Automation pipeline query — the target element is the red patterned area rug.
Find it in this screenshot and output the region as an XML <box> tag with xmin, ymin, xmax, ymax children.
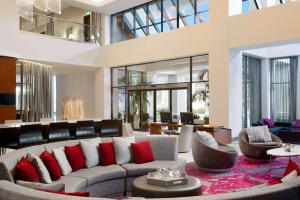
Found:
<box><xmin>185</xmin><ymin>155</ymin><xmax>300</xmax><ymax>195</ymax></box>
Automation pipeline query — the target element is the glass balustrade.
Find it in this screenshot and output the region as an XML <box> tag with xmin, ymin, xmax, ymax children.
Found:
<box><xmin>20</xmin><ymin>13</ymin><xmax>101</xmax><ymax>45</ymax></box>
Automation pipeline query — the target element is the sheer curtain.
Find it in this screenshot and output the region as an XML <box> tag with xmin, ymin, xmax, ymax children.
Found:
<box><xmin>270</xmin><ymin>57</ymin><xmax>298</xmax><ymax>122</ymax></box>
<box><xmin>19</xmin><ymin>61</ymin><xmax>52</xmax><ymax>122</ymax></box>
<box><xmin>242</xmin><ymin>55</ymin><xmax>262</xmax><ymax>128</ymax></box>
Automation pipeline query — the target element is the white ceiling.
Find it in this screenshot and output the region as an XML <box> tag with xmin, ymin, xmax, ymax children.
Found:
<box><xmin>63</xmin><ymin>0</ymin><xmax>152</xmax><ymax>14</ymax></box>
<box><xmin>244</xmin><ymin>41</ymin><xmax>300</xmax><ymax>59</ymax></box>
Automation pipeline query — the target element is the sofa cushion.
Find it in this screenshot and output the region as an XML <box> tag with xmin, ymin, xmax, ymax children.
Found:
<box><xmin>121</xmin><ymin>159</ymin><xmax>186</xmax><ymax>177</ymax></box>
<box><xmin>80</xmin><ymin>138</ymin><xmax>101</xmax><ymax>168</ymax></box>
<box><xmin>246</xmin><ymin>126</ymin><xmax>266</xmax><ymax>143</ymax></box>
<box><xmin>293</xmin><ymin>120</ymin><xmax>300</xmax><ymax>128</ymax></box>
<box><xmin>113</xmin><ymin>136</ymin><xmax>135</xmax><ymax>164</ymax></box>
<box><xmin>40</xmin><ymin>151</ymin><xmax>62</xmax><ymax>181</ymax></box>
<box><xmin>15</xmin><ymin>157</ymin><xmax>40</xmax><ymax>183</ymax></box>
<box><xmin>43</xmin><ymin>190</ymin><xmax>90</xmax><ymax>197</ymax></box>
<box><xmin>68</xmin><ymin>165</ymin><xmax>126</xmax><ymax>186</ymax></box>
<box><xmin>27</xmin><ymin>153</ymin><xmax>52</xmax><ymax>184</ymax></box>
<box><xmin>131</xmin><ymin>140</ymin><xmax>154</xmax><ymax>164</ymax></box>
<box><xmin>263</xmin><ymin>118</ymin><xmax>275</xmax><ymax>128</ymax></box>
<box><xmin>52</xmin><ymin>147</ymin><xmax>72</xmax><ymax>176</ymax></box>
<box><xmin>64</xmin><ymin>145</ymin><xmax>86</xmax><ymax>172</ymax></box>
<box><xmin>99</xmin><ymin>142</ymin><xmax>116</xmax><ymax>166</ymax></box>
<box><xmin>195</xmin><ymin>131</ymin><xmax>219</xmax><ymax>150</ymax></box>
<box><xmin>16</xmin><ymin>180</ymin><xmax>65</xmax><ymax>192</ymax></box>
<box><xmin>53</xmin><ymin>176</ymin><xmax>87</xmax><ymax>192</ymax></box>
<box><xmin>284</xmin><ymin>159</ymin><xmax>300</xmax><ymax>176</ymax></box>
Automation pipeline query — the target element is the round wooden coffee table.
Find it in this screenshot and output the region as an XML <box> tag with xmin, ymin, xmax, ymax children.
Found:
<box><xmin>132</xmin><ymin>175</ymin><xmax>202</xmax><ymax>198</ymax></box>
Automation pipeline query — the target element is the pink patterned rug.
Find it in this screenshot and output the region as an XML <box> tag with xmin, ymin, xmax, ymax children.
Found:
<box><xmin>185</xmin><ymin>155</ymin><xmax>300</xmax><ymax>195</ymax></box>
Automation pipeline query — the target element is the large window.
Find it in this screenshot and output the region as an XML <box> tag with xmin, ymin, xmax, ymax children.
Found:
<box><xmin>111</xmin><ymin>55</ymin><xmax>209</xmax><ymax>130</ymax></box>
<box><xmin>242</xmin><ymin>0</ymin><xmax>288</xmax><ymax>13</ymax></box>
<box><xmin>111</xmin><ymin>0</ymin><xmax>209</xmax><ymax>43</ymax></box>
<box><xmin>270</xmin><ymin>57</ymin><xmax>298</xmax><ymax>122</ymax></box>
<box><xmin>242</xmin><ymin>55</ymin><xmax>262</xmax><ymax>128</ymax></box>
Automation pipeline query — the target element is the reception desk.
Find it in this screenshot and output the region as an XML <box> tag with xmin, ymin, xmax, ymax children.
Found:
<box><xmin>149</xmin><ymin>122</ymin><xmax>232</xmax><ymax>144</ymax></box>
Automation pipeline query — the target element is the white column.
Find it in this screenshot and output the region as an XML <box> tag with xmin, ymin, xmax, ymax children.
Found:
<box><xmin>100</xmin><ymin>14</ymin><xmax>111</xmax><ymax>46</ymax></box>
<box><xmin>208</xmin><ymin>0</ymin><xmax>230</xmax><ymax>129</ymax></box>
<box><xmin>95</xmin><ymin>67</ymin><xmax>111</xmax><ymax>119</ymax></box>
<box><xmin>229</xmin><ymin>50</ymin><xmax>243</xmax><ymax>137</ymax></box>
<box><xmin>261</xmin><ymin>58</ymin><xmax>270</xmax><ymax>118</ymax></box>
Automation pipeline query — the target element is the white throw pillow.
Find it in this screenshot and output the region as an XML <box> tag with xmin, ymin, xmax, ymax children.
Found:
<box><xmin>195</xmin><ymin>131</ymin><xmax>219</xmax><ymax>150</ymax></box>
<box><xmin>113</xmin><ymin>136</ymin><xmax>135</xmax><ymax>164</ymax></box>
<box><xmin>246</xmin><ymin>126</ymin><xmax>265</xmax><ymax>143</ymax></box>
<box><xmin>16</xmin><ymin>180</ymin><xmax>65</xmax><ymax>192</ymax></box>
<box><xmin>27</xmin><ymin>152</ymin><xmax>52</xmax><ymax>184</ymax></box>
<box><xmin>80</xmin><ymin>137</ymin><xmax>101</xmax><ymax>168</ymax></box>
<box><xmin>262</xmin><ymin>125</ymin><xmax>272</xmax><ymax>142</ymax></box>
<box><xmin>52</xmin><ymin>147</ymin><xmax>72</xmax><ymax>175</ymax></box>
<box><xmin>281</xmin><ymin>170</ymin><xmax>298</xmax><ymax>182</ymax></box>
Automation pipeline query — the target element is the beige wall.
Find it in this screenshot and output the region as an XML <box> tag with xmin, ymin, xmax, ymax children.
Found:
<box><xmin>96</xmin><ymin>0</ymin><xmax>300</xmax><ymax>137</ymax></box>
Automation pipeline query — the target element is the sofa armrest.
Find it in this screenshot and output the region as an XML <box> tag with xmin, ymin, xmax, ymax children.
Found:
<box><xmin>135</xmin><ymin>135</ymin><xmax>178</xmax><ymax>161</ymax></box>
<box><xmin>274</xmin><ymin>122</ymin><xmax>291</xmax><ymax>127</ymax></box>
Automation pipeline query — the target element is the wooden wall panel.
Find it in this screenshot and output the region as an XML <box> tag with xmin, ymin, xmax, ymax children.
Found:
<box><xmin>0</xmin><ymin>56</ymin><xmax>16</xmax><ymax>122</ymax></box>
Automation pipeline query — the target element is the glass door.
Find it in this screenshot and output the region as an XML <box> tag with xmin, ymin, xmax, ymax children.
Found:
<box><xmin>128</xmin><ymin>88</ymin><xmax>188</xmax><ymax>131</ymax></box>
<box><xmin>141</xmin><ymin>91</ymin><xmax>154</xmax><ymax>131</ymax></box>
<box><xmin>171</xmin><ymin>89</ymin><xmax>188</xmax><ymax>123</ymax></box>
<box><xmin>156</xmin><ymin>90</ymin><xmax>171</xmax><ymax>122</ymax></box>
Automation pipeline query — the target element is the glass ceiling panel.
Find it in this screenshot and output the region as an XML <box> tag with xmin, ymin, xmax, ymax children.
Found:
<box><xmin>195</xmin><ymin>0</ymin><xmax>209</xmax><ymax>23</ymax></box>
<box><xmin>124</xmin><ymin>11</ymin><xmax>134</xmax><ymax>31</ymax></box>
<box><xmin>149</xmin><ymin>1</ymin><xmax>162</xmax><ymax>33</ymax></box>
<box><xmin>162</xmin><ymin>0</ymin><xmax>177</xmax><ymax>30</ymax></box>
<box><xmin>136</xmin><ymin>7</ymin><xmax>147</xmax><ymax>29</ymax></box>
<box><xmin>179</xmin><ymin>0</ymin><xmax>195</xmax><ymax>26</ymax></box>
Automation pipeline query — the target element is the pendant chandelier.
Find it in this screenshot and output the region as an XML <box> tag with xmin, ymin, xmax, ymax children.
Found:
<box><xmin>17</xmin><ymin>0</ymin><xmax>61</xmax><ymax>21</ymax></box>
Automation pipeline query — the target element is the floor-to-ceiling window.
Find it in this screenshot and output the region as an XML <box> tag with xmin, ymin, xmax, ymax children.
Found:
<box><xmin>111</xmin><ymin>55</ymin><xmax>209</xmax><ymax>131</ymax></box>
<box><xmin>111</xmin><ymin>0</ymin><xmax>209</xmax><ymax>43</ymax></box>
<box><xmin>242</xmin><ymin>55</ymin><xmax>262</xmax><ymax>128</ymax></box>
<box><xmin>270</xmin><ymin>57</ymin><xmax>298</xmax><ymax>122</ymax></box>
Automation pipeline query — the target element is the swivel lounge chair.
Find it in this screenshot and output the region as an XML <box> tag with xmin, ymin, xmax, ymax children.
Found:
<box><xmin>239</xmin><ymin>129</ymin><xmax>282</xmax><ymax>161</ymax></box>
<box><xmin>192</xmin><ymin>133</ymin><xmax>238</xmax><ymax>172</ymax></box>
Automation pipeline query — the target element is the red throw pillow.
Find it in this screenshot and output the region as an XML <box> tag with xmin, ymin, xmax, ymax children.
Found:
<box><xmin>64</xmin><ymin>144</ymin><xmax>86</xmax><ymax>171</ymax></box>
<box><xmin>15</xmin><ymin>157</ymin><xmax>40</xmax><ymax>182</ymax></box>
<box><xmin>99</xmin><ymin>142</ymin><xmax>116</xmax><ymax>166</ymax></box>
<box><xmin>267</xmin><ymin>177</ymin><xmax>281</xmax><ymax>185</ymax></box>
<box><xmin>131</xmin><ymin>140</ymin><xmax>154</xmax><ymax>164</ymax></box>
<box><xmin>40</xmin><ymin>151</ymin><xmax>62</xmax><ymax>181</ymax></box>
<box><xmin>283</xmin><ymin>159</ymin><xmax>300</xmax><ymax>176</ymax></box>
<box><xmin>43</xmin><ymin>190</ymin><xmax>89</xmax><ymax>197</ymax></box>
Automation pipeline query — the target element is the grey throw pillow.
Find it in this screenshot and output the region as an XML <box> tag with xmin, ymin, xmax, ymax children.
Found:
<box><xmin>246</xmin><ymin>126</ymin><xmax>267</xmax><ymax>143</ymax></box>
<box><xmin>195</xmin><ymin>131</ymin><xmax>219</xmax><ymax>150</ymax></box>
<box><xmin>80</xmin><ymin>137</ymin><xmax>101</xmax><ymax>168</ymax></box>
<box><xmin>27</xmin><ymin>153</ymin><xmax>52</xmax><ymax>184</ymax></box>
<box><xmin>16</xmin><ymin>180</ymin><xmax>65</xmax><ymax>192</ymax></box>
<box><xmin>113</xmin><ymin>136</ymin><xmax>135</xmax><ymax>164</ymax></box>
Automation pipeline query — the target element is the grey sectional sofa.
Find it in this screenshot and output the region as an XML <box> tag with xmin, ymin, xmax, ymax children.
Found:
<box><xmin>0</xmin><ymin>136</ymin><xmax>185</xmax><ymax>197</ymax></box>
<box><xmin>0</xmin><ymin>135</ymin><xmax>300</xmax><ymax>200</ymax></box>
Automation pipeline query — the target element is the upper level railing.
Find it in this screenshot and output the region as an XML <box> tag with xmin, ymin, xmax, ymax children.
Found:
<box><xmin>20</xmin><ymin>13</ymin><xmax>101</xmax><ymax>45</ymax></box>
